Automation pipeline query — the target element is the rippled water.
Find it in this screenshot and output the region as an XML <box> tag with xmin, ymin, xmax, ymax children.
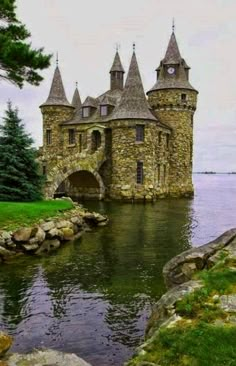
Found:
<box><xmin>0</xmin><ymin>174</ymin><xmax>236</xmax><ymax>366</ymax></box>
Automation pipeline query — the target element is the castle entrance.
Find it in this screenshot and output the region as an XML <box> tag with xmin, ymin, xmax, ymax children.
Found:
<box><xmin>54</xmin><ymin>170</ymin><xmax>104</xmax><ymax>200</ymax></box>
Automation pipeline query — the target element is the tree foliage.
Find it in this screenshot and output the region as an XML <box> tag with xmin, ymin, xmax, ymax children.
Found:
<box><xmin>0</xmin><ymin>102</ymin><xmax>44</xmax><ymax>201</ymax></box>
<box><xmin>0</xmin><ymin>0</ymin><xmax>51</xmax><ymax>88</ymax></box>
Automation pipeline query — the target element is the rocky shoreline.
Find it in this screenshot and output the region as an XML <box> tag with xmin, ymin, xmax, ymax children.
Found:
<box><xmin>126</xmin><ymin>228</ymin><xmax>236</xmax><ymax>365</ymax></box>
<box><xmin>0</xmin><ymin>199</ymin><xmax>108</xmax><ymax>263</ymax></box>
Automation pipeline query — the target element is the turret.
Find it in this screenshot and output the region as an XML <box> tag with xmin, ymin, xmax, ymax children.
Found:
<box><xmin>109</xmin><ymin>47</ymin><xmax>158</xmax><ymax>200</ymax></box>
<box><xmin>109</xmin><ymin>50</ymin><xmax>125</xmax><ymax>90</ymax></box>
<box><xmin>147</xmin><ymin>28</ymin><xmax>198</xmax><ymax>197</ymax></box>
<box><xmin>40</xmin><ymin>63</ymin><xmax>74</xmax><ymax>153</ymax></box>
<box><xmin>71</xmin><ymin>82</ymin><xmax>81</xmax><ymax>112</ymax></box>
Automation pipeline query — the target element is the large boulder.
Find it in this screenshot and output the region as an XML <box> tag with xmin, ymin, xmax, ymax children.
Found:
<box><xmin>6</xmin><ymin>349</ymin><xmax>92</xmax><ymax>366</ymax></box>
<box><xmin>31</xmin><ymin>227</ymin><xmax>46</xmax><ymax>244</ymax></box>
<box><xmin>56</xmin><ymin>220</ymin><xmax>74</xmax><ymax>229</ymax></box>
<box><xmin>0</xmin><ymin>332</ymin><xmax>13</xmax><ymax>357</ymax></box>
<box><xmin>12</xmin><ymin>227</ymin><xmax>32</xmax><ymax>242</ymax></box>
<box><xmin>163</xmin><ymin>228</ymin><xmax>236</xmax><ymax>288</ymax></box>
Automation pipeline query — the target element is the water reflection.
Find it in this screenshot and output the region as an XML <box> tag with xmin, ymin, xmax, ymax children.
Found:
<box><xmin>0</xmin><ymin>197</ymin><xmax>194</xmax><ymax>366</ymax></box>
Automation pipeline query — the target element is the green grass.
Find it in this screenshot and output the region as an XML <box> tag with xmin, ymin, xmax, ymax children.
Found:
<box><xmin>0</xmin><ymin>200</ymin><xmax>74</xmax><ymax>231</ymax></box>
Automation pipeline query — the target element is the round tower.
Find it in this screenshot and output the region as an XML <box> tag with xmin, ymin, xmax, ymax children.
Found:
<box><xmin>147</xmin><ymin>30</ymin><xmax>198</xmax><ymax>197</ymax></box>
<box><xmin>40</xmin><ymin>64</ymin><xmax>74</xmax><ymax>156</ymax></box>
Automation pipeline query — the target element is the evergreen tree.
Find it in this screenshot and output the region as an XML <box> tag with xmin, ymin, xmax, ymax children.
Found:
<box><xmin>0</xmin><ymin>102</ymin><xmax>44</xmax><ymax>201</ymax></box>
<box><xmin>0</xmin><ymin>0</ymin><xmax>51</xmax><ymax>88</ymax></box>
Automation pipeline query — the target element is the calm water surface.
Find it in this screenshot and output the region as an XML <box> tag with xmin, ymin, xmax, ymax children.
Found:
<box><xmin>0</xmin><ymin>174</ymin><xmax>236</xmax><ymax>366</ymax></box>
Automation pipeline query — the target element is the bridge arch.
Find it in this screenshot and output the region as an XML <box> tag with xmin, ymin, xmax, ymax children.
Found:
<box><xmin>45</xmin><ymin>166</ymin><xmax>105</xmax><ymax>200</ymax></box>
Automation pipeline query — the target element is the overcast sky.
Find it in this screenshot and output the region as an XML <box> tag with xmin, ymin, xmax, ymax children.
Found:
<box><xmin>1</xmin><ymin>0</ymin><xmax>236</xmax><ymax>172</ymax></box>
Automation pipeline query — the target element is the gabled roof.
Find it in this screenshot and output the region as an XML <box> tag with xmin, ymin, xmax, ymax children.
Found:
<box><xmin>163</xmin><ymin>32</ymin><xmax>181</xmax><ymax>64</ymax></box>
<box><xmin>110</xmin><ymin>51</ymin><xmax>157</xmax><ymax>121</ymax></box>
<box><xmin>40</xmin><ymin>66</ymin><xmax>72</xmax><ymax>107</ymax></box>
<box><xmin>110</xmin><ymin>51</ymin><xmax>125</xmax><ymax>73</ymax></box>
<box><xmin>99</xmin><ymin>94</ymin><xmax>116</xmax><ymax>106</ymax></box>
<box><xmin>72</xmin><ymin>87</ymin><xmax>81</xmax><ymax>110</ymax></box>
<box><xmin>82</xmin><ymin>96</ymin><xmax>98</xmax><ymax>108</ymax></box>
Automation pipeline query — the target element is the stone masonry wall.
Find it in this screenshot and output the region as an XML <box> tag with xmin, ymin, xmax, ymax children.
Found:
<box><xmin>148</xmin><ymin>89</ymin><xmax>198</xmax><ymax>197</ymax></box>
<box><xmin>110</xmin><ymin>120</ymin><xmax>170</xmax><ymax>200</ymax></box>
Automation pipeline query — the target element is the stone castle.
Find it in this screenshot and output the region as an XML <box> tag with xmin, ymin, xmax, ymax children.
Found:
<box><xmin>39</xmin><ymin>29</ymin><xmax>198</xmax><ymax>201</ymax></box>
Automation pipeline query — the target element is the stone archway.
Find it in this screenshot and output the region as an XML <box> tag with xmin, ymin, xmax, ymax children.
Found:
<box><xmin>45</xmin><ymin>167</ymin><xmax>105</xmax><ymax>200</ymax></box>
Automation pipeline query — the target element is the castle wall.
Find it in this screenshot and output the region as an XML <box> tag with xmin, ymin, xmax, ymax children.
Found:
<box><xmin>148</xmin><ymin>89</ymin><xmax>197</xmax><ymax>197</ymax></box>
<box><xmin>109</xmin><ymin>120</ymin><xmax>170</xmax><ymax>201</ymax></box>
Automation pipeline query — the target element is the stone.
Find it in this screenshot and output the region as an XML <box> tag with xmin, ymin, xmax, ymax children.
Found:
<box><xmin>32</xmin><ymin>227</ymin><xmax>46</xmax><ymax>243</ymax></box>
<box><xmin>40</xmin><ymin>221</ymin><xmax>55</xmax><ymax>232</ymax></box>
<box><xmin>146</xmin><ymin>280</ymin><xmax>202</xmax><ymax>337</ymax></box>
<box><xmin>6</xmin><ymin>349</ymin><xmax>91</xmax><ymax>366</ymax></box>
<box><xmin>0</xmin><ymin>246</ymin><xmax>15</xmax><ymax>260</ymax></box>
<box><xmin>36</xmin><ymin>239</ymin><xmax>60</xmax><ymax>255</ymax></box>
<box><xmin>61</xmin><ymin>227</ymin><xmax>74</xmax><ymax>240</ymax></box>
<box><xmin>47</xmin><ymin>227</ymin><xmax>61</xmax><ymax>239</ymax></box>
<box><xmin>12</xmin><ymin>227</ymin><xmax>32</xmax><ymax>242</ymax></box>
<box><xmin>219</xmin><ymin>295</ymin><xmax>236</xmax><ymax>312</ymax></box>
<box><xmin>22</xmin><ymin>243</ymin><xmax>39</xmax><ymax>252</ymax></box>
<box><xmin>0</xmin><ymin>332</ymin><xmax>13</xmax><ymax>357</ymax></box>
<box><xmin>163</xmin><ymin>228</ymin><xmax>236</xmax><ymax>288</ymax></box>
<box><xmin>70</xmin><ymin>216</ymin><xmax>83</xmax><ymax>226</ymax></box>
<box><xmin>56</xmin><ymin>220</ymin><xmax>73</xmax><ymax>229</ymax></box>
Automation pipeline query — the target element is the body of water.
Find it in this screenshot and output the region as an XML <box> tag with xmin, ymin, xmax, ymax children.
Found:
<box><xmin>0</xmin><ymin>174</ymin><xmax>235</xmax><ymax>365</ymax></box>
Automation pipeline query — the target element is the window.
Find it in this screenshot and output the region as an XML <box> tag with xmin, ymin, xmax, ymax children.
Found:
<box><xmin>158</xmin><ymin>131</ymin><xmax>162</xmax><ymax>145</ymax></box>
<box><xmin>136</xmin><ymin>125</ymin><xmax>144</xmax><ymax>142</ymax></box>
<box><xmin>166</xmin><ymin>134</ymin><xmax>170</xmax><ymax>149</ymax></box>
<box><xmin>163</xmin><ymin>165</ymin><xmax>166</xmax><ymax>183</ymax></box>
<box><xmin>82</xmin><ymin>107</ymin><xmax>90</xmax><ymax>118</ymax></box>
<box><xmin>68</xmin><ymin>129</ymin><xmax>75</xmax><ymax>145</ymax></box>
<box><xmin>100</xmin><ymin>105</ymin><xmax>108</xmax><ymax>116</ymax></box>
<box><xmin>181</xmin><ymin>93</ymin><xmax>187</xmax><ymax>102</ymax></box>
<box><xmin>157</xmin><ymin>164</ymin><xmax>161</xmax><ymax>183</ymax></box>
<box><xmin>79</xmin><ymin>134</ymin><xmax>82</xmax><ymax>153</ymax></box>
<box><xmin>137</xmin><ymin>161</ymin><xmax>144</xmax><ymax>184</ymax></box>
<box><xmin>42</xmin><ymin>165</ymin><xmax>47</xmax><ymax>175</ymax></box>
<box><xmin>46</xmin><ymin>129</ymin><xmax>52</xmax><ymax>145</ymax></box>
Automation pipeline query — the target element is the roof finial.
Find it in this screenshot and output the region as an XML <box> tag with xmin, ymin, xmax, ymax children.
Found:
<box><xmin>75</xmin><ymin>81</ymin><xmax>78</xmax><ymax>88</ymax></box>
<box><xmin>116</xmin><ymin>43</ymin><xmax>120</xmax><ymax>52</ymax></box>
<box><xmin>172</xmin><ymin>18</ymin><xmax>175</xmax><ymax>33</ymax></box>
<box><xmin>133</xmin><ymin>42</ymin><xmax>136</xmax><ymax>52</ymax></box>
<box><xmin>56</xmin><ymin>52</ymin><xmax>59</xmax><ymax>66</ymax></box>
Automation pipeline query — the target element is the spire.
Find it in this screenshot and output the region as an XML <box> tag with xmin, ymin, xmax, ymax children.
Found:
<box><xmin>72</xmin><ymin>82</ymin><xmax>81</xmax><ymax>111</ymax></box>
<box><xmin>111</xmin><ymin>50</ymin><xmax>157</xmax><ymax>121</ymax></box>
<box><xmin>147</xmin><ymin>29</ymin><xmax>197</xmax><ymax>94</ymax></box>
<box><xmin>164</xmin><ymin>31</ymin><xmax>181</xmax><ymax>64</ymax></box>
<box><xmin>110</xmin><ymin>50</ymin><xmax>125</xmax><ymax>73</ymax></box>
<box><xmin>41</xmin><ymin>66</ymin><xmax>72</xmax><ymax>107</ymax></box>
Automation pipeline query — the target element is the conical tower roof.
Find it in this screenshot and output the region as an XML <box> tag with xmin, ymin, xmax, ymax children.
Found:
<box><xmin>72</xmin><ymin>85</ymin><xmax>81</xmax><ymax>110</ymax></box>
<box><xmin>41</xmin><ymin>66</ymin><xmax>72</xmax><ymax>107</ymax></box>
<box><xmin>163</xmin><ymin>31</ymin><xmax>181</xmax><ymax>64</ymax></box>
<box><xmin>111</xmin><ymin>51</ymin><xmax>157</xmax><ymax>121</ymax></box>
<box><xmin>147</xmin><ymin>31</ymin><xmax>197</xmax><ymax>93</ymax></box>
<box><xmin>110</xmin><ymin>51</ymin><xmax>125</xmax><ymax>73</ymax></box>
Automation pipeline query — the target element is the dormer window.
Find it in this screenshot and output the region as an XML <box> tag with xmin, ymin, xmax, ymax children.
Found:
<box><xmin>82</xmin><ymin>107</ymin><xmax>90</xmax><ymax>118</ymax></box>
<box><xmin>100</xmin><ymin>105</ymin><xmax>108</xmax><ymax>116</ymax></box>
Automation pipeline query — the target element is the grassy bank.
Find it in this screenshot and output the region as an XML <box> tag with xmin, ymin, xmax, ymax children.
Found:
<box><xmin>127</xmin><ymin>252</ymin><xmax>236</xmax><ymax>366</ymax></box>
<box><xmin>0</xmin><ymin>200</ymin><xmax>74</xmax><ymax>231</ymax></box>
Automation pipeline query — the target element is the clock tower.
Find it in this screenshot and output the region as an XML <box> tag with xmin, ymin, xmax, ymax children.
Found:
<box><xmin>147</xmin><ymin>29</ymin><xmax>198</xmax><ymax>197</ymax></box>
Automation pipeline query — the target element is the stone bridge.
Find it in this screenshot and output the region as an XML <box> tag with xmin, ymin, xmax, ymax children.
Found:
<box><xmin>44</xmin><ymin>145</ymin><xmax>107</xmax><ymax>200</ymax></box>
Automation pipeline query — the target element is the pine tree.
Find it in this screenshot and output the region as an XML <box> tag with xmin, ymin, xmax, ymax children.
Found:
<box><xmin>0</xmin><ymin>0</ymin><xmax>51</xmax><ymax>88</ymax></box>
<box><xmin>0</xmin><ymin>102</ymin><xmax>44</xmax><ymax>201</ymax></box>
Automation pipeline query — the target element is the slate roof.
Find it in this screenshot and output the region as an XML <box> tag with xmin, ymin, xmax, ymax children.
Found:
<box><xmin>82</xmin><ymin>96</ymin><xmax>98</xmax><ymax>108</ymax></box>
<box><xmin>163</xmin><ymin>32</ymin><xmax>181</xmax><ymax>64</ymax></box>
<box><xmin>72</xmin><ymin>87</ymin><xmax>81</xmax><ymax>111</ymax></box>
<box><xmin>40</xmin><ymin>66</ymin><xmax>72</xmax><ymax>107</ymax></box>
<box><xmin>110</xmin><ymin>51</ymin><xmax>125</xmax><ymax>73</ymax></box>
<box><xmin>110</xmin><ymin>52</ymin><xmax>157</xmax><ymax>121</ymax></box>
<box><xmin>148</xmin><ymin>32</ymin><xmax>197</xmax><ymax>93</ymax></box>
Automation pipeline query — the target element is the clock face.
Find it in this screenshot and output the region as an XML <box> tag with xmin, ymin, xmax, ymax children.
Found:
<box><xmin>167</xmin><ymin>67</ymin><xmax>175</xmax><ymax>75</ymax></box>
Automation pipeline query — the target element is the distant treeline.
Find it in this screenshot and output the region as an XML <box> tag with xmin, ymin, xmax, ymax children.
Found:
<box><xmin>193</xmin><ymin>172</ymin><xmax>236</xmax><ymax>174</ymax></box>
